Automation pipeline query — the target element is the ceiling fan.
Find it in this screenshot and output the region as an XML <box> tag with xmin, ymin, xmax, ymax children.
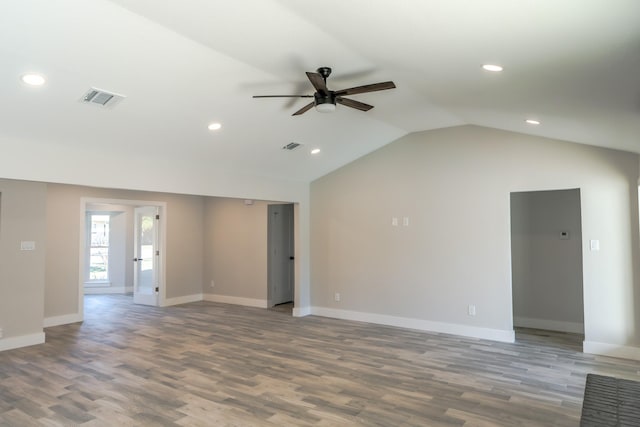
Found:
<box><xmin>253</xmin><ymin>67</ymin><xmax>396</xmax><ymax>116</ymax></box>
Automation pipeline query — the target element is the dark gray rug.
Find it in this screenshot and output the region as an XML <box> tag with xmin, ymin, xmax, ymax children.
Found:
<box><xmin>581</xmin><ymin>373</ymin><xmax>640</xmax><ymax>426</ymax></box>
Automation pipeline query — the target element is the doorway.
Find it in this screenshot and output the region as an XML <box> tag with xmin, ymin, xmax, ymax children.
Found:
<box><xmin>79</xmin><ymin>198</ymin><xmax>166</xmax><ymax>319</ymax></box>
<box><xmin>510</xmin><ymin>189</ymin><xmax>584</xmax><ymax>334</ymax></box>
<box><xmin>267</xmin><ymin>203</ymin><xmax>294</xmax><ymax>308</ymax></box>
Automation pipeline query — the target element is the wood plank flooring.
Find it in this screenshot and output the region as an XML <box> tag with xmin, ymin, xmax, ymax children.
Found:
<box><xmin>1</xmin><ymin>295</ymin><xmax>640</xmax><ymax>426</ymax></box>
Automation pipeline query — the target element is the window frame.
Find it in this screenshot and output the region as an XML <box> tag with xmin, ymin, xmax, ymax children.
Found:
<box><xmin>84</xmin><ymin>212</ymin><xmax>111</xmax><ymax>285</ymax></box>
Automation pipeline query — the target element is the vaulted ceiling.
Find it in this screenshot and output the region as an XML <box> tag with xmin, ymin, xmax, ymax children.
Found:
<box><xmin>2</xmin><ymin>1</ymin><xmax>639</xmax><ymax>186</ymax></box>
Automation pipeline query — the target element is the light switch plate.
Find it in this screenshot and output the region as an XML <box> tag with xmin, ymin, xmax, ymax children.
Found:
<box><xmin>468</xmin><ymin>304</ymin><xmax>476</xmax><ymax>316</ymax></box>
<box><xmin>20</xmin><ymin>241</ymin><xmax>36</xmax><ymax>251</ymax></box>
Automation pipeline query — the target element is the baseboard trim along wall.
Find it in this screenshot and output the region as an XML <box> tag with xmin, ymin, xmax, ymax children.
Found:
<box><xmin>44</xmin><ymin>313</ymin><xmax>83</xmax><ymax>328</ymax></box>
<box><xmin>293</xmin><ymin>306</ymin><xmax>311</xmax><ymax>317</ymax></box>
<box><xmin>163</xmin><ymin>294</ymin><xmax>204</xmax><ymax>307</ymax></box>
<box><xmin>311</xmin><ymin>307</ymin><xmax>516</xmax><ymax>343</ymax></box>
<box><xmin>0</xmin><ymin>332</ymin><xmax>46</xmax><ymax>352</ymax></box>
<box><xmin>514</xmin><ymin>316</ymin><xmax>584</xmax><ymax>334</ymax></box>
<box><xmin>84</xmin><ymin>285</ymin><xmax>133</xmax><ymax>295</ymax></box>
<box><xmin>203</xmin><ymin>294</ymin><xmax>267</xmax><ymax>308</ymax></box>
<box><xmin>583</xmin><ymin>341</ymin><xmax>640</xmax><ymax>361</ymax></box>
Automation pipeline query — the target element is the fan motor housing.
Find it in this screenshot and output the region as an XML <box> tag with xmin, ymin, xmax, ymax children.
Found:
<box><xmin>314</xmin><ymin>92</ymin><xmax>335</xmax><ymax>106</ymax></box>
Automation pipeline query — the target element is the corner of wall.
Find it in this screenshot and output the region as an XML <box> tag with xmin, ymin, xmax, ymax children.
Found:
<box><xmin>293</xmin><ymin>306</ymin><xmax>312</xmax><ymax>317</ymax></box>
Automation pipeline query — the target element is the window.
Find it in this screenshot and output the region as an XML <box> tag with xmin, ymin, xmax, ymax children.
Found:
<box><xmin>87</xmin><ymin>214</ymin><xmax>110</xmax><ymax>282</ymax></box>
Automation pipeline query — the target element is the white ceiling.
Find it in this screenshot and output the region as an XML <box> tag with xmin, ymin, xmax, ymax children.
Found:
<box><xmin>1</xmin><ymin>0</ymin><xmax>639</xmax><ymax>185</ymax></box>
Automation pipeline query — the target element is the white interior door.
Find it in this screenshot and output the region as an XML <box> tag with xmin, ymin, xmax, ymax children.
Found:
<box><xmin>133</xmin><ymin>206</ymin><xmax>159</xmax><ymax>306</ymax></box>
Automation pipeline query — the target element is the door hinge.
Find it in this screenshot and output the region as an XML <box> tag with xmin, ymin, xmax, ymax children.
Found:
<box><xmin>155</xmin><ymin>287</ymin><xmax>159</xmax><ymax>293</ymax></box>
<box><xmin>156</xmin><ymin>250</ymin><xmax>159</xmax><ymax>256</ymax></box>
<box><xmin>155</xmin><ymin>214</ymin><xmax>160</xmax><ymax>220</ymax></box>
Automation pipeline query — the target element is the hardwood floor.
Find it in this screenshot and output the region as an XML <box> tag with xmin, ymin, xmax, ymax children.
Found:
<box><xmin>1</xmin><ymin>295</ymin><xmax>640</xmax><ymax>426</ymax></box>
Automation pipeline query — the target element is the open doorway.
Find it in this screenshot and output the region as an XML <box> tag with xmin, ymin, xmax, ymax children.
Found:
<box><xmin>267</xmin><ymin>203</ymin><xmax>294</xmax><ymax>310</ymax></box>
<box><xmin>510</xmin><ymin>189</ymin><xmax>584</xmax><ymax>338</ymax></box>
<box><xmin>79</xmin><ymin>198</ymin><xmax>166</xmax><ymax>320</ymax></box>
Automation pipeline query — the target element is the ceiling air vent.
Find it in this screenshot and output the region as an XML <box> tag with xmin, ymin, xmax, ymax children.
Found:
<box><xmin>81</xmin><ymin>87</ymin><xmax>126</xmax><ymax>108</ymax></box>
<box><xmin>282</xmin><ymin>142</ymin><xmax>302</xmax><ymax>151</ymax></box>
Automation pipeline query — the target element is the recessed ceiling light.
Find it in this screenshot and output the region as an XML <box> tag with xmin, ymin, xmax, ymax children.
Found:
<box><xmin>482</xmin><ymin>64</ymin><xmax>503</xmax><ymax>72</ymax></box>
<box><xmin>207</xmin><ymin>122</ymin><xmax>222</xmax><ymax>131</ymax></box>
<box><xmin>310</xmin><ymin>148</ymin><xmax>321</xmax><ymax>155</ymax></box>
<box><xmin>525</xmin><ymin>119</ymin><xmax>541</xmax><ymax>125</ymax></box>
<box><xmin>21</xmin><ymin>73</ymin><xmax>46</xmax><ymax>86</ymax></box>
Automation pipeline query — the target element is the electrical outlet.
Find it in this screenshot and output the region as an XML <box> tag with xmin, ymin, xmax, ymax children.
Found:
<box><xmin>468</xmin><ymin>304</ymin><xmax>476</xmax><ymax>316</ymax></box>
<box><xmin>334</xmin><ymin>292</ymin><xmax>341</xmax><ymax>302</ymax></box>
<box><xmin>210</xmin><ymin>280</ymin><xmax>215</xmax><ymax>288</ymax></box>
<box><xmin>0</xmin><ymin>328</ymin><xmax>3</xmax><ymax>338</ymax></box>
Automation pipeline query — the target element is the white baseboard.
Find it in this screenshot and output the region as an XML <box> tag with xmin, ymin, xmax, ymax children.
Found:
<box><xmin>514</xmin><ymin>316</ymin><xmax>584</xmax><ymax>334</ymax></box>
<box><xmin>311</xmin><ymin>307</ymin><xmax>515</xmax><ymax>343</ymax></box>
<box><xmin>44</xmin><ymin>313</ymin><xmax>83</xmax><ymax>327</ymax></box>
<box><xmin>84</xmin><ymin>285</ymin><xmax>133</xmax><ymax>295</ymax></box>
<box><xmin>293</xmin><ymin>306</ymin><xmax>311</xmax><ymax>317</ymax></box>
<box><xmin>0</xmin><ymin>332</ymin><xmax>46</xmax><ymax>352</ymax></box>
<box><xmin>203</xmin><ymin>294</ymin><xmax>267</xmax><ymax>308</ymax></box>
<box><xmin>163</xmin><ymin>293</ymin><xmax>203</xmax><ymax>307</ymax></box>
<box><xmin>583</xmin><ymin>341</ymin><xmax>640</xmax><ymax>361</ymax></box>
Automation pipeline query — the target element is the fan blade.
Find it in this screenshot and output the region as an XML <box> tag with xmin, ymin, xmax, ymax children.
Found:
<box><xmin>292</xmin><ymin>102</ymin><xmax>315</xmax><ymax>116</ymax></box>
<box><xmin>253</xmin><ymin>95</ymin><xmax>314</xmax><ymax>98</ymax></box>
<box><xmin>336</xmin><ymin>97</ymin><xmax>373</xmax><ymax>112</ymax></box>
<box><xmin>306</xmin><ymin>72</ymin><xmax>328</xmax><ymax>95</ymax></box>
<box><xmin>334</xmin><ymin>81</ymin><xmax>396</xmax><ymax>96</ymax></box>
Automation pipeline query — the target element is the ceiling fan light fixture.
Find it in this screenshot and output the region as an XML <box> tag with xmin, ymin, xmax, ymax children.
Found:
<box><xmin>315</xmin><ymin>103</ymin><xmax>336</xmax><ymax>113</ymax></box>
<box><xmin>253</xmin><ymin>66</ymin><xmax>395</xmax><ymax>115</ymax></box>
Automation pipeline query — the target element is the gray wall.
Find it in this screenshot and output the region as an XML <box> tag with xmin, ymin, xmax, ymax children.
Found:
<box><xmin>511</xmin><ymin>189</ymin><xmax>584</xmax><ymax>332</ymax></box>
<box><xmin>45</xmin><ymin>184</ymin><xmax>204</xmax><ymax>317</ymax></box>
<box><xmin>203</xmin><ymin>198</ymin><xmax>269</xmax><ymax>300</ymax></box>
<box><xmin>311</xmin><ymin>125</ymin><xmax>640</xmax><ymax>348</ymax></box>
<box><xmin>3</xmin><ymin>124</ymin><xmax>640</xmax><ymax>357</ymax></box>
<box><xmin>0</xmin><ymin>179</ymin><xmax>47</xmax><ymax>342</ymax></box>
<box><xmin>1</xmin><ymin>180</ymin><xmax>295</xmax><ymax>347</ymax></box>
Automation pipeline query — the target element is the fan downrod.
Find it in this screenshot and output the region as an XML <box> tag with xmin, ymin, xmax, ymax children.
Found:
<box><xmin>317</xmin><ymin>67</ymin><xmax>332</xmax><ymax>81</ymax></box>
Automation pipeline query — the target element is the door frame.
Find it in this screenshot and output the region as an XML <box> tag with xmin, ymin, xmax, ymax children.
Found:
<box><xmin>267</xmin><ymin>203</ymin><xmax>295</xmax><ymax>308</ymax></box>
<box><xmin>508</xmin><ymin>188</ymin><xmax>585</xmax><ymax>336</ymax></box>
<box><xmin>78</xmin><ymin>197</ymin><xmax>167</xmax><ymax>319</ymax></box>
